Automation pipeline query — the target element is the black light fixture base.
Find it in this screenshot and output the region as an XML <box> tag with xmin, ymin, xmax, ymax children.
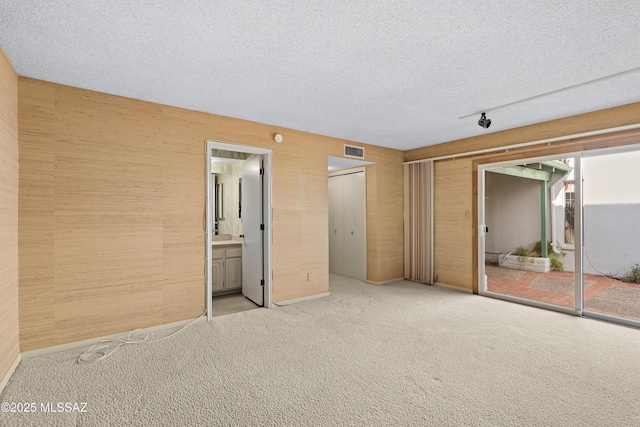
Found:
<box><xmin>478</xmin><ymin>112</ymin><xmax>491</xmax><ymax>129</ymax></box>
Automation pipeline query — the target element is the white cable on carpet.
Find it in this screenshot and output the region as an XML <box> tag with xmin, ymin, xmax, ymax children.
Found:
<box><xmin>77</xmin><ymin>310</ymin><xmax>206</xmax><ymax>364</ymax></box>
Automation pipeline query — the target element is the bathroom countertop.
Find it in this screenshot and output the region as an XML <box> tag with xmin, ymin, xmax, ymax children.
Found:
<box><xmin>211</xmin><ymin>237</ymin><xmax>242</xmax><ymax>247</ymax></box>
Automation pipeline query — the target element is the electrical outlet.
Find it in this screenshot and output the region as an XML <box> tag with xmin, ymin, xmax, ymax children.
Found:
<box><xmin>307</xmin><ymin>272</ymin><xmax>311</xmax><ymax>282</ymax></box>
<box><xmin>382</xmin><ymin>262</ymin><xmax>385</xmax><ymax>269</ymax></box>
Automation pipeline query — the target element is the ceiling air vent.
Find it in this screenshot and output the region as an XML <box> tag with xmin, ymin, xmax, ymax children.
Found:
<box><xmin>343</xmin><ymin>144</ymin><xmax>365</xmax><ymax>159</ymax></box>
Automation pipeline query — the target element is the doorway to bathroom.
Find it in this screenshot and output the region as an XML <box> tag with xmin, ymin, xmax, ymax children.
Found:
<box><xmin>205</xmin><ymin>140</ymin><xmax>273</xmax><ymax>321</ymax></box>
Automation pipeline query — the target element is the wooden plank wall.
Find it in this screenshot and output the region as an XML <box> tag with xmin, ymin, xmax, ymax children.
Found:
<box><xmin>366</xmin><ymin>151</ymin><xmax>405</xmax><ymax>284</ymax></box>
<box><xmin>0</xmin><ymin>50</ymin><xmax>20</xmax><ymax>379</ymax></box>
<box><xmin>406</xmin><ymin>102</ymin><xmax>640</xmax><ymax>294</ymax></box>
<box><xmin>17</xmin><ymin>77</ymin><xmax>405</xmax><ymax>351</ymax></box>
<box><xmin>433</xmin><ymin>159</ymin><xmax>473</xmax><ymax>292</ymax></box>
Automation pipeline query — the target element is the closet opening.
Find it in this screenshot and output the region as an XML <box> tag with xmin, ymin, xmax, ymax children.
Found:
<box><xmin>328</xmin><ymin>156</ymin><xmax>372</xmax><ymax>283</ymax></box>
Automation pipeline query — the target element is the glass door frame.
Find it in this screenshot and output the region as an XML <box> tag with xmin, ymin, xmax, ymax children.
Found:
<box><xmin>479</xmin><ymin>143</ymin><xmax>640</xmax><ymax>329</ymax></box>
<box><xmin>579</xmin><ymin>144</ymin><xmax>640</xmax><ymax>329</ymax></box>
<box><xmin>477</xmin><ymin>151</ymin><xmax>584</xmax><ymax>317</ymax></box>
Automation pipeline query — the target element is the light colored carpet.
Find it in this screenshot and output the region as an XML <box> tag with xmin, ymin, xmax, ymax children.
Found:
<box><xmin>2</xmin><ymin>275</ymin><xmax>640</xmax><ymax>426</ymax></box>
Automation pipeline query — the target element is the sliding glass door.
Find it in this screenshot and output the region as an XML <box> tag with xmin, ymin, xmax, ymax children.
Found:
<box><xmin>480</xmin><ymin>155</ymin><xmax>579</xmax><ymax>314</ymax></box>
<box><xmin>480</xmin><ymin>144</ymin><xmax>640</xmax><ymax>328</ymax></box>
<box><xmin>581</xmin><ymin>148</ymin><xmax>640</xmax><ymax>325</ymax></box>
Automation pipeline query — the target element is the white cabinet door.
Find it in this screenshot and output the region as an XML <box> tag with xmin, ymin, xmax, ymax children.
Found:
<box><xmin>211</xmin><ymin>260</ymin><xmax>224</xmax><ymax>293</ymax></box>
<box><xmin>225</xmin><ymin>257</ymin><xmax>242</xmax><ymax>290</ymax></box>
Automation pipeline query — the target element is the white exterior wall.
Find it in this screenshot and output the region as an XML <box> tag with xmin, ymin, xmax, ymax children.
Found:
<box><xmin>484</xmin><ymin>172</ymin><xmax>550</xmax><ymax>262</ymax></box>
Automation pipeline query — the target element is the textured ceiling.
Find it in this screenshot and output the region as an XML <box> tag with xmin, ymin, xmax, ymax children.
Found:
<box><xmin>2</xmin><ymin>1</ymin><xmax>640</xmax><ymax>151</ymax></box>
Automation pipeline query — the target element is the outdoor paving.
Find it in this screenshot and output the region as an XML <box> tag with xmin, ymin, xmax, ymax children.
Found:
<box><xmin>485</xmin><ymin>265</ymin><xmax>640</xmax><ymax>322</ymax></box>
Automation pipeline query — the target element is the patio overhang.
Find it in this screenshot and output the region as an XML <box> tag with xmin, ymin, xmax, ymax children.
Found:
<box><xmin>488</xmin><ymin>160</ymin><xmax>573</xmax><ymax>257</ymax></box>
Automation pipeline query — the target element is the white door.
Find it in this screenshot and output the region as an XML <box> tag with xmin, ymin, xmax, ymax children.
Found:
<box><xmin>328</xmin><ymin>170</ymin><xmax>366</xmax><ymax>281</ymax></box>
<box><xmin>241</xmin><ymin>155</ymin><xmax>264</xmax><ymax>306</ymax></box>
<box><xmin>343</xmin><ymin>174</ymin><xmax>355</xmax><ymax>278</ymax></box>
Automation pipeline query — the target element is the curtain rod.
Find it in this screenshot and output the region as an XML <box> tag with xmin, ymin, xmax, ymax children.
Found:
<box><xmin>403</xmin><ymin>123</ymin><xmax>640</xmax><ymax>165</ymax></box>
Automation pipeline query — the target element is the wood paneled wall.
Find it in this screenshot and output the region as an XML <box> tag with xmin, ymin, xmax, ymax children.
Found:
<box><xmin>366</xmin><ymin>150</ymin><xmax>405</xmax><ymax>284</ymax></box>
<box><xmin>405</xmin><ymin>102</ymin><xmax>640</xmax><ymax>294</ymax></box>
<box><xmin>0</xmin><ymin>50</ymin><xmax>20</xmax><ymax>379</ymax></box>
<box><xmin>433</xmin><ymin>159</ymin><xmax>473</xmax><ymax>292</ymax></box>
<box><xmin>17</xmin><ymin>77</ymin><xmax>404</xmax><ymax>350</ymax></box>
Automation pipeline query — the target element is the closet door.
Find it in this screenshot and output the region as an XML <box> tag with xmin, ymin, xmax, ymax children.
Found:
<box><xmin>352</xmin><ymin>171</ymin><xmax>366</xmax><ymax>281</ymax></box>
<box><xmin>328</xmin><ymin>171</ymin><xmax>366</xmax><ymax>281</ymax></box>
<box><xmin>342</xmin><ymin>174</ymin><xmax>355</xmax><ymax>278</ymax></box>
<box><xmin>328</xmin><ymin>175</ymin><xmax>338</xmax><ymax>274</ymax></box>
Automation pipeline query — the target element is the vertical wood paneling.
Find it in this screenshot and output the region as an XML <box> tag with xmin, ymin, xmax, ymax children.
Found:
<box><xmin>365</xmin><ymin>148</ymin><xmax>405</xmax><ymax>284</ymax></box>
<box><xmin>434</xmin><ymin>159</ymin><xmax>473</xmax><ymax>291</ymax></box>
<box><xmin>0</xmin><ymin>49</ymin><xmax>20</xmax><ymax>379</ymax></box>
<box><xmin>18</xmin><ymin>77</ymin><xmax>405</xmax><ymax>350</ymax></box>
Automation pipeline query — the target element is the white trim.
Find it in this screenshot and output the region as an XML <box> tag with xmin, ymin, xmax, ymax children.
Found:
<box><xmin>275</xmin><ymin>292</ymin><xmax>330</xmax><ymax>306</ymax></box>
<box><xmin>583</xmin><ymin>310</ymin><xmax>640</xmax><ymax>330</ymax></box>
<box><xmin>478</xmin><ymin>165</ymin><xmax>486</xmax><ymax>293</ymax></box>
<box><xmin>328</xmin><ymin>166</ymin><xmax>366</xmax><ymax>178</ymax></box>
<box><xmin>21</xmin><ymin>316</ymin><xmax>206</xmax><ymax>359</ymax></box>
<box><xmin>482</xmin><ymin>291</ymin><xmax>580</xmax><ymax>316</ymax></box>
<box><xmin>404</xmin><ymin>123</ymin><xmax>640</xmax><ymax>164</ymax></box>
<box><xmin>205</xmin><ymin>140</ymin><xmax>274</xmax><ymax>321</ymax></box>
<box><xmin>574</xmin><ymin>156</ymin><xmax>584</xmax><ymax>312</ymax></box>
<box><xmin>0</xmin><ymin>353</ymin><xmax>21</xmax><ymax>394</ymax></box>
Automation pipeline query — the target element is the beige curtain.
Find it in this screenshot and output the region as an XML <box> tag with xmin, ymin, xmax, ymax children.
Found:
<box><xmin>404</xmin><ymin>161</ymin><xmax>433</xmax><ymax>283</ymax></box>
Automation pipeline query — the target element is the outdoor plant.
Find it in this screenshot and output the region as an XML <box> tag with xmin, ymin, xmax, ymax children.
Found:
<box><xmin>549</xmin><ymin>257</ymin><xmax>564</xmax><ymax>271</ymax></box>
<box><xmin>512</xmin><ymin>241</ymin><xmax>564</xmax><ymax>271</ymax></box>
<box><xmin>624</xmin><ymin>263</ymin><xmax>640</xmax><ymax>284</ymax></box>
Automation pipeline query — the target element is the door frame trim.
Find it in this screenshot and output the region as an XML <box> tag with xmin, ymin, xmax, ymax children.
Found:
<box><xmin>205</xmin><ymin>140</ymin><xmax>273</xmax><ymax>321</ymax></box>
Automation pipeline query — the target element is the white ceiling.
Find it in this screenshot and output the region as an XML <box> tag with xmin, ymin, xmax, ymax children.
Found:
<box><xmin>2</xmin><ymin>1</ymin><xmax>640</xmax><ymax>151</ymax></box>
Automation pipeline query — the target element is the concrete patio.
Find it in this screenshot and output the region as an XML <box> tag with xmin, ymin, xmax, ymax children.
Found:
<box><xmin>485</xmin><ymin>265</ymin><xmax>640</xmax><ymax>322</ymax></box>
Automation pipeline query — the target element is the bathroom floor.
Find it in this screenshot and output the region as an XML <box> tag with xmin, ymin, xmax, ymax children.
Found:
<box><xmin>211</xmin><ymin>293</ymin><xmax>260</xmax><ymax>317</ymax></box>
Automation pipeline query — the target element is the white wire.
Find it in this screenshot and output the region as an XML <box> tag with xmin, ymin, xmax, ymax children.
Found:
<box><xmin>77</xmin><ymin>310</ymin><xmax>206</xmax><ymax>364</ymax></box>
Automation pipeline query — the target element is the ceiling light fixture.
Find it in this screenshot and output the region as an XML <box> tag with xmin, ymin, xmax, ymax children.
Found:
<box><xmin>478</xmin><ymin>112</ymin><xmax>491</xmax><ymax>129</ymax></box>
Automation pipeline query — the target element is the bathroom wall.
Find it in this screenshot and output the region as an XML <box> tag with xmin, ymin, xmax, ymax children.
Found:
<box><xmin>212</xmin><ymin>160</ymin><xmax>243</xmax><ymax>236</ymax></box>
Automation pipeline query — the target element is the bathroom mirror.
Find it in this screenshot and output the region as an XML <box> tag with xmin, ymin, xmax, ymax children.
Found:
<box><xmin>216</xmin><ymin>182</ymin><xmax>224</xmax><ymax>220</ymax></box>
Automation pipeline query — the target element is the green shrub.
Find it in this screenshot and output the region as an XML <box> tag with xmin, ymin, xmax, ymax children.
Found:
<box><xmin>550</xmin><ymin>257</ymin><xmax>564</xmax><ymax>271</ymax></box>
<box><xmin>625</xmin><ymin>263</ymin><xmax>640</xmax><ymax>284</ymax></box>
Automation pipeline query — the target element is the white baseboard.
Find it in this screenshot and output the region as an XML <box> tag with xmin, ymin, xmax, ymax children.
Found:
<box><xmin>275</xmin><ymin>292</ymin><xmax>331</xmax><ymax>306</ymax></box>
<box><xmin>434</xmin><ymin>282</ymin><xmax>473</xmax><ymax>293</ymax></box>
<box><xmin>21</xmin><ymin>316</ymin><xmax>206</xmax><ymax>360</ymax></box>
<box><xmin>366</xmin><ymin>277</ymin><xmax>404</xmax><ymax>286</ymax></box>
<box><xmin>0</xmin><ymin>353</ymin><xmax>21</xmax><ymax>394</ymax></box>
